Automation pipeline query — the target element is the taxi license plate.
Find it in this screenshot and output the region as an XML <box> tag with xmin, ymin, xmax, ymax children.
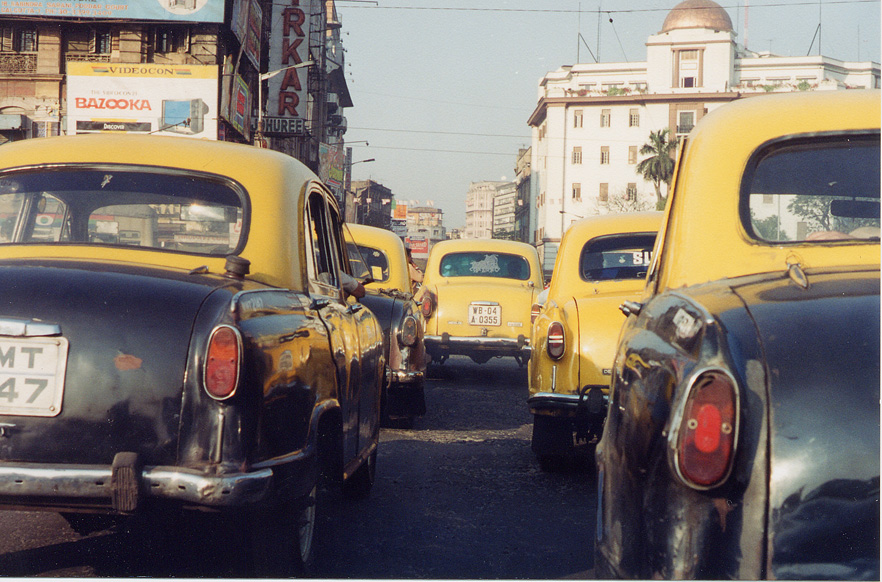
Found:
<box><xmin>0</xmin><ymin>336</ymin><xmax>68</xmax><ymax>417</ymax></box>
<box><xmin>469</xmin><ymin>303</ymin><xmax>501</xmax><ymax>326</ymax></box>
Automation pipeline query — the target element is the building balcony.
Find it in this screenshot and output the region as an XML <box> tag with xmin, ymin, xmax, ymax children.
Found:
<box><xmin>0</xmin><ymin>53</ymin><xmax>36</xmax><ymax>74</ymax></box>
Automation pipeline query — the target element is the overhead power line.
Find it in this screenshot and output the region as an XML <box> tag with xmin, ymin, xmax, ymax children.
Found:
<box><xmin>337</xmin><ymin>0</ymin><xmax>877</xmax><ymax>13</ymax></box>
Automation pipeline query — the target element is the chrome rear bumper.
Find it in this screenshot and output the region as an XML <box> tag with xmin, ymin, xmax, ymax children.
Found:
<box><xmin>424</xmin><ymin>333</ymin><xmax>531</xmax><ymax>357</ymax></box>
<box><xmin>0</xmin><ymin>461</ymin><xmax>273</xmax><ymax>511</ymax></box>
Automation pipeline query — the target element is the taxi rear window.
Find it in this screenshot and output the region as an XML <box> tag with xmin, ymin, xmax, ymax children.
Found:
<box><xmin>0</xmin><ymin>167</ymin><xmax>246</xmax><ymax>255</ymax></box>
<box><xmin>580</xmin><ymin>233</ymin><xmax>656</xmax><ymax>281</ymax></box>
<box><xmin>439</xmin><ymin>251</ymin><xmax>531</xmax><ymax>281</ymax></box>
<box><xmin>347</xmin><ymin>242</ymin><xmax>390</xmax><ymax>282</ymax></box>
<box><xmin>744</xmin><ymin>133</ymin><xmax>880</xmax><ymax>243</ymax></box>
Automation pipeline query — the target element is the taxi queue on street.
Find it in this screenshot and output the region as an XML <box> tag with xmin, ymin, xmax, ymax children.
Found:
<box><xmin>0</xmin><ymin>89</ymin><xmax>876</xmax><ymax>579</ymax></box>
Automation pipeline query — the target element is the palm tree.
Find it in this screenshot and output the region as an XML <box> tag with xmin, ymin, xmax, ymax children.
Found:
<box><xmin>636</xmin><ymin>129</ymin><xmax>678</xmax><ymax>209</ymax></box>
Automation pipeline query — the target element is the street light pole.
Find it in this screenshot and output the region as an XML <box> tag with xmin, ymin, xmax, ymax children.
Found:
<box><xmin>345</xmin><ymin>157</ymin><xmax>376</xmax><ymax>223</ymax></box>
<box><xmin>256</xmin><ymin>60</ymin><xmax>313</xmax><ymax>147</ymax></box>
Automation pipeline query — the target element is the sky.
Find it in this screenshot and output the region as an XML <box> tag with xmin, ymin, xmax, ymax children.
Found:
<box><xmin>337</xmin><ymin>0</ymin><xmax>881</xmax><ymax>229</ymax></box>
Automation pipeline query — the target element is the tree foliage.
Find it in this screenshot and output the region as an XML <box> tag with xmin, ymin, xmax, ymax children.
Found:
<box><xmin>636</xmin><ymin>129</ymin><xmax>678</xmax><ymax>207</ymax></box>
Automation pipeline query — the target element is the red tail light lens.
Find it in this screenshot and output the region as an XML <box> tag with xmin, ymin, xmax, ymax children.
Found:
<box><xmin>546</xmin><ymin>321</ymin><xmax>565</xmax><ymax>359</ymax></box>
<box><xmin>531</xmin><ymin>303</ymin><xmax>541</xmax><ymax>324</ymax></box>
<box><xmin>420</xmin><ymin>290</ymin><xmax>436</xmax><ymax>319</ymax></box>
<box><xmin>204</xmin><ymin>325</ymin><xmax>241</xmax><ymax>400</ymax></box>
<box><xmin>673</xmin><ymin>370</ymin><xmax>738</xmax><ymax>488</ymax></box>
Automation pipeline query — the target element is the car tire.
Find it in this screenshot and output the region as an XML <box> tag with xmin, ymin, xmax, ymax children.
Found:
<box><xmin>245</xmin><ymin>485</ymin><xmax>318</xmax><ymax>577</ymax></box>
<box><xmin>342</xmin><ymin>448</ymin><xmax>377</xmax><ymax>500</ymax></box>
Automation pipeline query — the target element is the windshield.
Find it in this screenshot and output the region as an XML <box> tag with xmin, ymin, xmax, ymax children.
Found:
<box><xmin>0</xmin><ymin>167</ymin><xmax>246</xmax><ymax>255</ymax></box>
<box><xmin>580</xmin><ymin>233</ymin><xmax>656</xmax><ymax>281</ymax></box>
<box><xmin>744</xmin><ymin>135</ymin><xmax>880</xmax><ymax>243</ymax></box>
<box><xmin>438</xmin><ymin>251</ymin><xmax>531</xmax><ymax>281</ymax></box>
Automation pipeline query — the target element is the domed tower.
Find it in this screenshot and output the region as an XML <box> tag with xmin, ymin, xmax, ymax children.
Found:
<box><xmin>646</xmin><ymin>0</ymin><xmax>737</xmax><ymax>94</ymax></box>
<box><xmin>660</xmin><ymin>0</ymin><xmax>734</xmax><ymax>35</ymax></box>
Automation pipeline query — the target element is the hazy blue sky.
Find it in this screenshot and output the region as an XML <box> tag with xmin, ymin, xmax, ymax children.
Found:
<box><xmin>338</xmin><ymin>0</ymin><xmax>881</xmax><ymax>228</ymax></box>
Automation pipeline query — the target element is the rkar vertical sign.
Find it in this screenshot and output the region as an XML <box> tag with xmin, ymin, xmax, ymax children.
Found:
<box><xmin>267</xmin><ymin>0</ymin><xmax>310</xmax><ymax>133</ymax></box>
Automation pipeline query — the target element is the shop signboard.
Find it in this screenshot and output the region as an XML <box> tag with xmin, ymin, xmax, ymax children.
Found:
<box><xmin>0</xmin><ymin>0</ymin><xmax>224</xmax><ymax>22</ymax></box>
<box><xmin>266</xmin><ymin>0</ymin><xmax>314</xmax><ymax>134</ymax></box>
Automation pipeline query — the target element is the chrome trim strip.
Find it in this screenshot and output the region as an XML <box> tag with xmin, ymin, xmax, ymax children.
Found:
<box><xmin>0</xmin><ymin>317</ymin><xmax>61</xmax><ymax>337</ymax></box>
<box><xmin>0</xmin><ymin>463</ymin><xmax>273</xmax><ymax>507</ymax></box>
<box><xmin>424</xmin><ymin>335</ymin><xmax>531</xmax><ymax>349</ymax></box>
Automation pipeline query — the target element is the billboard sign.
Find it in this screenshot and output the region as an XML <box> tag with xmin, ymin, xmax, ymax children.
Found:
<box><xmin>0</xmin><ymin>0</ymin><xmax>224</xmax><ymax>22</ymax></box>
<box><xmin>406</xmin><ymin>236</ymin><xmax>429</xmax><ymax>258</ymax></box>
<box><xmin>231</xmin><ymin>0</ymin><xmax>262</xmax><ymax>68</ymax></box>
<box><xmin>266</xmin><ymin>0</ymin><xmax>312</xmax><ymax>134</ymax></box>
<box><xmin>66</xmin><ymin>63</ymin><xmax>218</xmax><ymax>138</ymax></box>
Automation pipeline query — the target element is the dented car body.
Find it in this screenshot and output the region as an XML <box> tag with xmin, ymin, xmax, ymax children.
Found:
<box><xmin>528</xmin><ymin>211</ymin><xmax>661</xmax><ymax>470</ymax></box>
<box><xmin>595</xmin><ymin>90</ymin><xmax>880</xmax><ymax>579</ymax></box>
<box><xmin>0</xmin><ymin>134</ymin><xmax>384</xmax><ymax>574</ymax></box>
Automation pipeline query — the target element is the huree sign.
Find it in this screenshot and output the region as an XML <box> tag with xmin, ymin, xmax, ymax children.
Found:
<box><xmin>266</xmin><ymin>0</ymin><xmax>311</xmax><ymax>135</ymax></box>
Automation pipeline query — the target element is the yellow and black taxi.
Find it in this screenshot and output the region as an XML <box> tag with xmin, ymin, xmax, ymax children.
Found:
<box><xmin>0</xmin><ymin>134</ymin><xmax>385</xmax><ymax>576</ymax></box>
<box><xmin>595</xmin><ymin>90</ymin><xmax>880</xmax><ymax>579</ymax></box>
<box><xmin>345</xmin><ymin>223</ymin><xmax>427</xmax><ymax>427</ymax></box>
<box><xmin>528</xmin><ymin>211</ymin><xmax>661</xmax><ymax>471</ymax></box>
<box><xmin>416</xmin><ymin>239</ymin><xmax>542</xmax><ymax>366</ymax></box>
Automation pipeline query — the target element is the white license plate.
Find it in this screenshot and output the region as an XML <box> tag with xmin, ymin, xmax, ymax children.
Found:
<box><xmin>0</xmin><ymin>336</ymin><xmax>68</xmax><ymax>417</ymax></box>
<box><xmin>469</xmin><ymin>304</ymin><xmax>501</xmax><ymax>326</ymax></box>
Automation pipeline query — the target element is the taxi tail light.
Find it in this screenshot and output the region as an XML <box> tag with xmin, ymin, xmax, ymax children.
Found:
<box><xmin>420</xmin><ymin>290</ymin><xmax>436</xmax><ymax>319</ymax></box>
<box><xmin>399</xmin><ymin>315</ymin><xmax>419</xmax><ymax>347</ymax></box>
<box><xmin>546</xmin><ymin>321</ymin><xmax>565</xmax><ymax>360</ymax></box>
<box><xmin>674</xmin><ymin>371</ymin><xmax>738</xmax><ymax>489</ymax></box>
<box><xmin>531</xmin><ymin>303</ymin><xmax>542</xmax><ymax>324</ymax></box>
<box><xmin>204</xmin><ymin>325</ymin><xmax>242</xmax><ymax>400</ymax></box>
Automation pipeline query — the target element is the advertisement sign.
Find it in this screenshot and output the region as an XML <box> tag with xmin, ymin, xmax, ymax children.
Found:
<box><xmin>391</xmin><ymin>219</ymin><xmax>407</xmax><ymax>237</ymax></box>
<box><xmin>0</xmin><ymin>0</ymin><xmax>224</xmax><ymax>22</ymax></box>
<box><xmin>66</xmin><ymin>62</ymin><xmax>218</xmax><ymax>138</ymax></box>
<box><xmin>229</xmin><ymin>75</ymin><xmax>251</xmax><ymax>139</ymax></box>
<box><xmin>406</xmin><ymin>236</ymin><xmax>429</xmax><ymax>258</ymax></box>
<box><xmin>267</xmin><ymin>0</ymin><xmax>312</xmax><ymax>134</ymax></box>
<box><xmin>319</xmin><ymin>143</ymin><xmax>344</xmax><ymax>188</ymax></box>
<box><xmin>393</xmin><ymin>202</ymin><xmax>408</xmax><ymax>221</ymax></box>
<box><xmin>231</xmin><ymin>0</ymin><xmax>262</xmax><ymax>69</ymax></box>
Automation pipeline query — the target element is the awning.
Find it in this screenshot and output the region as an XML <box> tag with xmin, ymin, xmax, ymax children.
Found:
<box><xmin>0</xmin><ymin>114</ymin><xmax>26</xmax><ymax>130</ymax></box>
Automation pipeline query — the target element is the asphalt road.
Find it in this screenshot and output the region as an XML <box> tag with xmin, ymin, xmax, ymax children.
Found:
<box><xmin>0</xmin><ymin>356</ymin><xmax>598</xmax><ymax>578</ymax></box>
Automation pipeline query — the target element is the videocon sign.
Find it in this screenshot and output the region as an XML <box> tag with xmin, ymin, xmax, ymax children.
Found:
<box><xmin>0</xmin><ymin>0</ymin><xmax>224</xmax><ymax>22</ymax></box>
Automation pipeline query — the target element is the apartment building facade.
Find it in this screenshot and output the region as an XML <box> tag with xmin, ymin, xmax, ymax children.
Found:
<box><xmin>0</xmin><ymin>0</ymin><xmax>351</xmax><ymax>176</ymax></box>
<box><xmin>528</xmin><ymin>0</ymin><xmax>880</xmax><ymax>271</ymax></box>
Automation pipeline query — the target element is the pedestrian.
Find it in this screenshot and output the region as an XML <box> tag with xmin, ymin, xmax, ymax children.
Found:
<box><xmin>405</xmin><ymin>247</ymin><xmax>423</xmax><ymax>293</ymax></box>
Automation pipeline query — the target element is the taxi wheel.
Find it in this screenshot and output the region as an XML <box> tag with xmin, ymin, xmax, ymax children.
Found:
<box><xmin>245</xmin><ymin>485</ymin><xmax>318</xmax><ymax>577</ymax></box>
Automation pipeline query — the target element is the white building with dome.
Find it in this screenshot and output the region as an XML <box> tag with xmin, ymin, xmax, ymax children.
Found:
<box><xmin>527</xmin><ymin>0</ymin><xmax>880</xmax><ymax>276</ymax></box>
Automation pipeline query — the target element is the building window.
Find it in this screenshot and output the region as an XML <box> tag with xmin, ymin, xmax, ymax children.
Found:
<box><xmin>600</xmin><ymin>109</ymin><xmax>611</xmax><ymax>128</ymax></box>
<box><xmin>572</xmin><ymin>147</ymin><xmax>582</xmax><ymax>165</ymax></box>
<box><xmin>678</xmin><ymin>110</ymin><xmax>696</xmax><ymax>134</ymax></box>
<box><xmin>599</xmin><ymin>183</ymin><xmax>609</xmax><ymax>202</ymax></box>
<box><xmin>629</xmin><ymin>108</ymin><xmax>639</xmax><ymax>127</ymax></box>
<box><xmin>600</xmin><ymin>146</ymin><xmax>610</xmax><ymax>165</ymax></box>
<box><xmin>572</xmin><ymin>183</ymin><xmax>581</xmax><ymax>201</ymax></box>
<box><xmin>66</xmin><ymin>27</ymin><xmax>111</xmax><ymax>54</ymax></box>
<box><xmin>155</xmin><ymin>26</ymin><xmax>189</xmax><ymax>53</ymax></box>
<box><xmin>628</xmin><ymin>146</ymin><xmax>638</xmax><ymax>165</ymax></box>
<box><xmin>626</xmin><ymin>183</ymin><xmax>637</xmax><ymax>200</ymax></box>
<box><xmin>574</xmin><ymin>109</ymin><xmax>583</xmax><ymax>128</ymax></box>
<box><xmin>0</xmin><ymin>26</ymin><xmax>38</xmax><ymax>52</ymax></box>
<box><xmin>678</xmin><ymin>48</ymin><xmax>700</xmax><ymax>88</ymax></box>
